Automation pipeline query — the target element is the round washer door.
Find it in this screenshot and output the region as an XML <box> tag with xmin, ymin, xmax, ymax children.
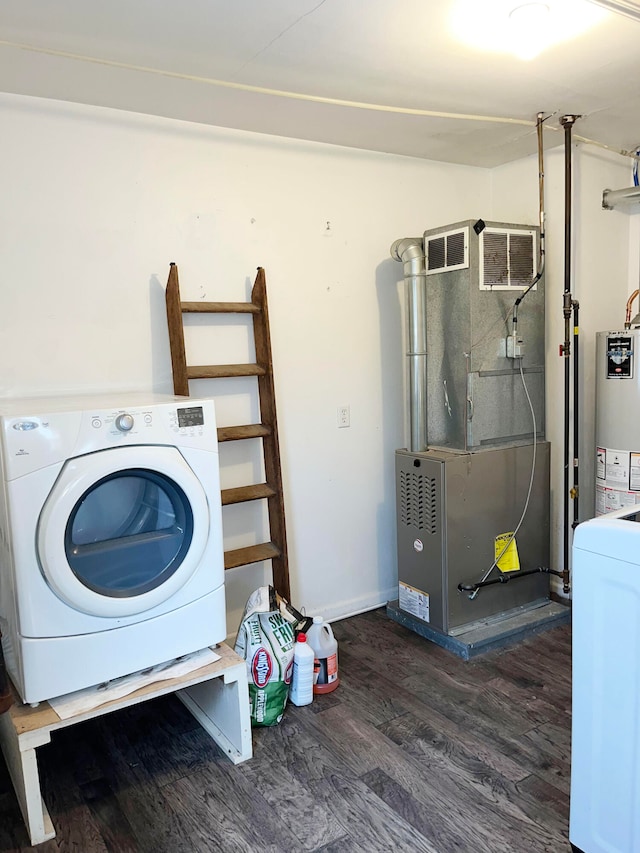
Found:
<box><xmin>37</xmin><ymin>445</ymin><xmax>210</xmax><ymax>617</ymax></box>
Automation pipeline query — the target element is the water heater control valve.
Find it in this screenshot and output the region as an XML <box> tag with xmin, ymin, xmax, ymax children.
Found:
<box><xmin>115</xmin><ymin>413</ymin><xmax>135</xmax><ymax>432</ymax></box>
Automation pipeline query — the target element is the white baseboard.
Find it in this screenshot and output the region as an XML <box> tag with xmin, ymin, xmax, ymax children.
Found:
<box><xmin>304</xmin><ymin>586</ymin><xmax>398</xmax><ymax>624</ymax></box>
<box><xmin>225</xmin><ymin>586</ymin><xmax>398</xmax><ymax>645</ymax></box>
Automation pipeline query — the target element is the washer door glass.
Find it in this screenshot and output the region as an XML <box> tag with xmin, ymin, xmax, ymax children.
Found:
<box><xmin>38</xmin><ymin>445</ymin><xmax>212</xmax><ymax>618</ymax></box>
<box><xmin>65</xmin><ymin>468</ymin><xmax>194</xmax><ymax>597</ymax></box>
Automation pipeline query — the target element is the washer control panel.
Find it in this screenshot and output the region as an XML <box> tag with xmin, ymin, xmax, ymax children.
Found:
<box><xmin>88</xmin><ymin>409</ymin><xmax>154</xmax><ymax>436</ymax></box>
<box><xmin>89</xmin><ymin>405</ymin><xmax>206</xmax><ymax>439</ymax></box>
<box><xmin>115</xmin><ymin>413</ymin><xmax>135</xmax><ymax>432</ymax></box>
<box><xmin>0</xmin><ymin>397</ymin><xmax>218</xmax><ymax>480</ymax></box>
<box><xmin>170</xmin><ymin>405</ymin><xmax>205</xmax><ymax>437</ymax></box>
<box><xmin>177</xmin><ymin>406</ymin><xmax>204</xmax><ymax>428</ymax></box>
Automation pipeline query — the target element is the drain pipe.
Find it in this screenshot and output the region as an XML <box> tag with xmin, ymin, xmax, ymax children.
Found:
<box><xmin>391</xmin><ymin>238</ymin><xmax>428</xmax><ymax>452</ymax></box>
<box><xmin>560</xmin><ymin>114</ymin><xmax>579</xmax><ymax>594</ymax></box>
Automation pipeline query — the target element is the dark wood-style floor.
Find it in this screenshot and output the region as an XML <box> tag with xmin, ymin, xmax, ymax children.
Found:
<box><xmin>0</xmin><ymin>608</ymin><xmax>572</xmax><ymax>852</ymax></box>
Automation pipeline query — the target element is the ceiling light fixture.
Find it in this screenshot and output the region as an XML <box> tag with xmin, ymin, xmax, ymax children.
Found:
<box><xmin>509</xmin><ymin>1</ymin><xmax>550</xmax><ymax>21</ymax></box>
<box><xmin>450</xmin><ymin>0</ymin><xmax>609</xmax><ymax>60</ymax></box>
<box><xmin>508</xmin><ymin>3</ymin><xmax>551</xmax><ymax>60</ymax></box>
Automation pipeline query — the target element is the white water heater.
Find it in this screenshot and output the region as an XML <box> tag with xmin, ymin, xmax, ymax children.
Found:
<box><xmin>595</xmin><ymin>329</ymin><xmax>640</xmax><ymax>515</ymax></box>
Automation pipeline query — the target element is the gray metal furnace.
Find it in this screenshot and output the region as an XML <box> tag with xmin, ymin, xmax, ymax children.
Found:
<box><xmin>396</xmin><ymin>444</ymin><xmax>550</xmax><ymax>633</ymax></box>
<box><xmin>387</xmin><ymin>220</ymin><xmax>569</xmax><ymax>657</ymax></box>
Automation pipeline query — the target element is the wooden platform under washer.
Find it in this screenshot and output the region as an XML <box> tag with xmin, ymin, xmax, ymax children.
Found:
<box><xmin>0</xmin><ymin>643</ymin><xmax>251</xmax><ymax>846</ymax></box>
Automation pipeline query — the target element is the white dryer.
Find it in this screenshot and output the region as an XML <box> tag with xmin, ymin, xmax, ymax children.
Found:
<box><xmin>0</xmin><ymin>392</ymin><xmax>226</xmax><ymax>704</ymax></box>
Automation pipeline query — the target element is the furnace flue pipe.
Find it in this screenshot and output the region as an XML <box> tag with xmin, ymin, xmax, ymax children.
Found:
<box><xmin>391</xmin><ymin>238</ymin><xmax>428</xmax><ymax>452</ymax></box>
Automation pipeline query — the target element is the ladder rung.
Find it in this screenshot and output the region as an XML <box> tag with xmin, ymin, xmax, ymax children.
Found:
<box><xmin>221</xmin><ymin>483</ymin><xmax>276</xmax><ymax>506</ymax></box>
<box><xmin>187</xmin><ymin>364</ymin><xmax>266</xmax><ymax>379</ymax></box>
<box><xmin>166</xmin><ymin>264</ymin><xmax>291</xmax><ymax>602</ymax></box>
<box><xmin>224</xmin><ymin>541</ymin><xmax>281</xmax><ymax>570</ymax></box>
<box><xmin>217</xmin><ymin>424</ymin><xmax>271</xmax><ymax>442</ymax></box>
<box><xmin>181</xmin><ymin>301</ymin><xmax>260</xmax><ymax>314</ymax></box>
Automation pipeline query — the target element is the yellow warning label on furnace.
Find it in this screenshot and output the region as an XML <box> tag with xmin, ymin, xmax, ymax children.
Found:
<box><xmin>494</xmin><ymin>532</ymin><xmax>520</xmax><ymax>573</ymax></box>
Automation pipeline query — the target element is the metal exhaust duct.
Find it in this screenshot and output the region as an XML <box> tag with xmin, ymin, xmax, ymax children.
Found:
<box><xmin>602</xmin><ymin>186</ymin><xmax>640</xmax><ymax>210</ymax></box>
<box><xmin>391</xmin><ymin>238</ymin><xmax>427</xmax><ymax>452</ymax></box>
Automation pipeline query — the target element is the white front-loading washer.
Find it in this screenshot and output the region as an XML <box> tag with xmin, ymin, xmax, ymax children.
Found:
<box><xmin>0</xmin><ymin>392</ymin><xmax>226</xmax><ymax>704</ymax></box>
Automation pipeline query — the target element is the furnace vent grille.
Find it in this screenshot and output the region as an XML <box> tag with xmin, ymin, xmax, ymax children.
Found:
<box><xmin>479</xmin><ymin>227</ymin><xmax>537</xmax><ymax>290</ymax></box>
<box><xmin>426</xmin><ymin>227</ymin><xmax>468</xmax><ymax>275</ymax></box>
<box><xmin>400</xmin><ymin>471</ymin><xmax>437</xmax><ymax>533</ymax></box>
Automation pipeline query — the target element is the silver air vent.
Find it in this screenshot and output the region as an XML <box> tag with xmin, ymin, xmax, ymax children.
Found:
<box><xmin>399</xmin><ymin>471</ymin><xmax>437</xmax><ymax>534</ymax></box>
<box><xmin>479</xmin><ymin>227</ymin><xmax>536</xmax><ymax>290</ymax></box>
<box><xmin>426</xmin><ymin>227</ymin><xmax>468</xmax><ymax>275</ymax></box>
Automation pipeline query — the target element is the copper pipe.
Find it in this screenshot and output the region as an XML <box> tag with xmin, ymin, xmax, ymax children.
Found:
<box><xmin>625</xmin><ymin>289</ymin><xmax>639</xmax><ymax>329</ymax></box>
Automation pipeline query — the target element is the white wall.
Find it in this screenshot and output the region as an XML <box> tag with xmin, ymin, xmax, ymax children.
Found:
<box><xmin>5</xmin><ymin>93</ymin><xmax>628</xmax><ymax>627</ymax></box>
<box><xmin>0</xmin><ymin>93</ymin><xmax>491</xmax><ymax>632</ymax></box>
<box><xmin>491</xmin><ymin>143</ymin><xmax>632</xmax><ymax>591</ymax></box>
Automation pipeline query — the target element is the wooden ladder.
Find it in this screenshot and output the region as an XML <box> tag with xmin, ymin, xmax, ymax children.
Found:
<box><xmin>165</xmin><ymin>262</ymin><xmax>291</xmax><ymax>601</ymax></box>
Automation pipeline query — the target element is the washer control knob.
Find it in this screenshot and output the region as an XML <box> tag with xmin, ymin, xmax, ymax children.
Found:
<box><xmin>115</xmin><ymin>413</ymin><xmax>135</xmax><ymax>432</ymax></box>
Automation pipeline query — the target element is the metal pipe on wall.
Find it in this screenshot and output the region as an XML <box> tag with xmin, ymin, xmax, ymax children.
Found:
<box><xmin>560</xmin><ymin>114</ymin><xmax>579</xmax><ymax>594</ymax></box>
<box><xmin>391</xmin><ymin>238</ymin><xmax>428</xmax><ymax>452</ymax></box>
<box><xmin>537</xmin><ymin>113</ymin><xmax>546</xmax><ymax>263</ymax></box>
<box><xmin>602</xmin><ymin>186</ymin><xmax>640</xmax><ymax>210</ymax></box>
<box><xmin>625</xmin><ymin>289</ymin><xmax>639</xmax><ymax>328</ymax></box>
<box><xmin>573</xmin><ymin>300</ymin><xmax>580</xmax><ymax>532</ymax></box>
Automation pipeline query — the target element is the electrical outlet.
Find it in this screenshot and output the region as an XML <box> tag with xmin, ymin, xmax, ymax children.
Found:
<box><xmin>337</xmin><ymin>405</ymin><xmax>350</xmax><ymax>428</ymax></box>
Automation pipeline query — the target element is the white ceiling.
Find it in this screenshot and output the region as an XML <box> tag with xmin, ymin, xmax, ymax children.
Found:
<box><xmin>1</xmin><ymin>0</ymin><xmax>640</xmax><ymax>167</ymax></box>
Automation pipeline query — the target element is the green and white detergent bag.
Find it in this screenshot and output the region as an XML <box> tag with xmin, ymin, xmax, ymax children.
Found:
<box><xmin>234</xmin><ymin>586</ymin><xmax>295</xmax><ymax>727</ymax></box>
